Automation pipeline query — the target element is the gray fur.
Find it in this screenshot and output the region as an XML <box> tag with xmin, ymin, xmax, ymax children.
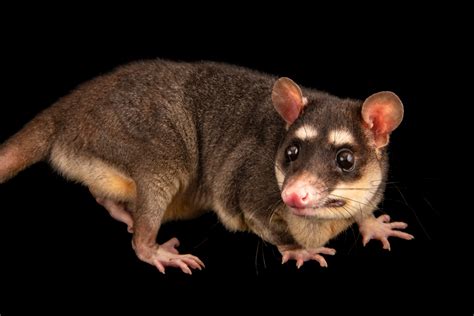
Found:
<box><xmin>0</xmin><ymin>59</ymin><xmax>391</xmax><ymax>267</ymax></box>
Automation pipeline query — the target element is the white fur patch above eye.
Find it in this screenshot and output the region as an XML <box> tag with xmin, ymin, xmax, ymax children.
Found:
<box><xmin>294</xmin><ymin>125</ymin><xmax>318</xmax><ymax>140</ymax></box>
<box><xmin>328</xmin><ymin>129</ymin><xmax>354</xmax><ymax>145</ymax></box>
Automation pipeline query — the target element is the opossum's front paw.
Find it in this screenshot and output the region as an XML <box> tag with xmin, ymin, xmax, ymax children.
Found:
<box><xmin>278</xmin><ymin>245</ymin><xmax>336</xmax><ymax>268</ymax></box>
<box><xmin>134</xmin><ymin>237</ymin><xmax>205</xmax><ymax>274</ymax></box>
<box><xmin>358</xmin><ymin>214</ymin><xmax>414</xmax><ymax>251</ymax></box>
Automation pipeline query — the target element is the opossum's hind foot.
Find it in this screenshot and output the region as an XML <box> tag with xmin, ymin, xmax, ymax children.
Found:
<box><xmin>278</xmin><ymin>245</ymin><xmax>336</xmax><ymax>268</ymax></box>
<box><xmin>96</xmin><ymin>198</ymin><xmax>134</xmax><ymax>233</ymax></box>
<box><xmin>132</xmin><ymin>237</ymin><xmax>205</xmax><ymax>275</ymax></box>
<box><xmin>358</xmin><ymin>214</ymin><xmax>414</xmax><ymax>251</ymax></box>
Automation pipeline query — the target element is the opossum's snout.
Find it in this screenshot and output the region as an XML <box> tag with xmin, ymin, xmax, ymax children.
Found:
<box><xmin>281</xmin><ymin>173</ymin><xmax>346</xmax><ymax>217</ymax></box>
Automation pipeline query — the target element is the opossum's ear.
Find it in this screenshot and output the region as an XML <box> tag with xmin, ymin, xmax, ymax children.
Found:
<box><xmin>272</xmin><ymin>77</ymin><xmax>307</xmax><ymax>125</ymax></box>
<box><xmin>362</xmin><ymin>91</ymin><xmax>404</xmax><ymax>148</ymax></box>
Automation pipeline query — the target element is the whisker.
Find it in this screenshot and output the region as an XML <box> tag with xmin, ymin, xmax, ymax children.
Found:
<box><xmin>268</xmin><ymin>200</ymin><xmax>284</xmax><ymax>225</ymax></box>
<box><xmin>329</xmin><ymin>193</ymin><xmax>378</xmax><ymax>209</ymax></box>
<box><xmin>327</xmin><ymin>187</ymin><xmax>380</xmax><ymax>191</ymax></box>
<box><xmin>393</xmin><ymin>184</ymin><xmax>431</xmax><ymax>240</ymax></box>
<box><xmin>255</xmin><ymin>239</ymin><xmax>260</xmax><ymax>275</ymax></box>
<box><xmin>261</xmin><ymin>239</ymin><xmax>268</xmax><ymax>270</ymax></box>
<box><xmin>192</xmin><ymin>236</ymin><xmax>210</xmax><ymax>250</ymax></box>
<box><xmin>384</xmin><ymin>181</ymin><xmax>403</xmax><ymax>185</ymax></box>
<box><xmin>345</xmin><ymin>204</ymin><xmax>361</xmax><ymax>253</ymax></box>
<box><xmin>339</xmin><ymin>204</ymin><xmax>356</xmax><ymax>219</ymax></box>
<box><xmin>423</xmin><ymin>196</ymin><xmax>439</xmax><ymax>216</ymax></box>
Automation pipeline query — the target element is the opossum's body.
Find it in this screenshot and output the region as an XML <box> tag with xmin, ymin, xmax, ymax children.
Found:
<box><xmin>0</xmin><ymin>60</ymin><xmax>413</xmax><ymax>273</ymax></box>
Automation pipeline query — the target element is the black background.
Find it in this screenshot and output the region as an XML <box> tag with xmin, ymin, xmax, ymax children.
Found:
<box><xmin>0</xmin><ymin>15</ymin><xmax>448</xmax><ymax>312</ymax></box>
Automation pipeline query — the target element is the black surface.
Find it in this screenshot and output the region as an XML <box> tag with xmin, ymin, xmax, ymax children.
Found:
<box><xmin>0</xmin><ymin>19</ymin><xmax>447</xmax><ymax>312</ymax></box>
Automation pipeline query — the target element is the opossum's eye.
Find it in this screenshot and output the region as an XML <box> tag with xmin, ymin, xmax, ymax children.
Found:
<box><xmin>285</xmin><ymin>144</ymin><xmax>300</xmax><ymax>162</ymax></box>
<box><xmin>336</xmin><ymin>148</ymin><xmax>355</xmax><ymax>172</ymax></box>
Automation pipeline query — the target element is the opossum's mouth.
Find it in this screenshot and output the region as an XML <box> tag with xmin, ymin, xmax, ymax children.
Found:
<box><xmin>288</xmin><ymin>199</ymin><xmax>346</xmax><ymax>217</ymax></box>
<box><xmin>325</xmin><ymin>199</ymin><xmax>346</xmax><ymax>208</ymax></box>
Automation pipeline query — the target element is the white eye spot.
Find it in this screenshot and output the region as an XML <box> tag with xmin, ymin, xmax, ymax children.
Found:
<box><xmin>302</xmin><ymin>97</ymin><xmax>308</xmax><ymax>106</ymax></box>
<box><xmin>294</xmin><ymin>125</ymin><xmax>318</xmax><ymax>140</ymax></box>
<box><xmin>328</xmin><ymin>130</ymin><xmax>354</xmax><ymax>145</ymax></box>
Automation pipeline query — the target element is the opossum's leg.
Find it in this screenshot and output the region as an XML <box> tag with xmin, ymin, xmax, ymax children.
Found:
<box><xmin>358</xmin><ymin>214</ymin><xmax>414</xmax><ymax>251</ymax></box>
<box><xmin>278</xmin><ymin>245</ymin><xmax>336</xmax><ymax>268</ymax></box>
<box><xmin>131</xmin><ymin>176</ymin><xmax>204</xmax><ymax>274</ymax></box>
<box><xmin>95</xmin><ymin>197</ymin><xmax>134</xmax><ymax>233</ymax></box>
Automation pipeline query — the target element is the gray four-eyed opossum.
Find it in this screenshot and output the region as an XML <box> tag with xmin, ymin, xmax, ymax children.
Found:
<box><xmin>0</xmin><ymin>60</ymin><xmax>413</xmax><ymax>274</ymax></box>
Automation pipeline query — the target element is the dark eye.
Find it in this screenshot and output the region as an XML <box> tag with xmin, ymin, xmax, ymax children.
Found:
<box><xmin>336</xmin><ymin>148</ymin><xmax>355</xmax><ymax>172</ymax></box>
<box><xmin>285</xmin><ymin>144</ymin><xmax>300</xmax><ymax>162</ymax></box>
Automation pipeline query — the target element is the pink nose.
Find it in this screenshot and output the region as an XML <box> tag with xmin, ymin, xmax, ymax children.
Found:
<box><xmin>282</xmin><ymin>188</ymin><xmax>312</xmax><ymax>209</ymax></box>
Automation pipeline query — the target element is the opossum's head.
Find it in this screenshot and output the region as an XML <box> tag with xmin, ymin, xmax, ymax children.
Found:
<box><xmin>272</xmin><ymin>78</ymin><xmax>403</xmax><ymax>220</ymax></box>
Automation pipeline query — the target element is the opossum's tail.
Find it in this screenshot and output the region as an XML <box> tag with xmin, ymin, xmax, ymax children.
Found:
<box><xmin>0</xmin><ymin>109</ymin><xmax>56</xmax><ymax>183</ymax></box>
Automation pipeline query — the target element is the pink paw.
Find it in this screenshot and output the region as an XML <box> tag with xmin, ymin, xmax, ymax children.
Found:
<box><xmin>133</xmin><ymin>237</ymin><xmax>205</xmax><ymax>275</ymax></box>
<box><xmin>358</xmin><ymin>214</ymin><xmax>414</xmax><ymax>251</ymax></box>
<box><xmin>278</xmin><ymin>245</ymin><xmax>336</xmax><ymax>268</ymax></box>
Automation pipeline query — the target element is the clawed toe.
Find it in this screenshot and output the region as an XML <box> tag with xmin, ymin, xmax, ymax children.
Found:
<box><xmin>157</xmin><ymin>251</ymin><xmax>205</xmax><ymax>275</ymax></box>
<box><xmin>311</xmin><ymin>254</ymin><xmax>328</xmax><ymax>268</ymax></box>
<box><xmin>154</xmin><ymin>253</ymin><xmax>205</xmax><ymax>275</ymax></box>
<box><xmin>359</xmin><ymin>215</ymin><xmax>414</xmax><ymax>251</ymax></box>
<box><xmin>279</xmin><ymin>246</ymin><xmax>336</xmax><ymax>268</ymax></box>
<box><xmin>135</xmin><ymin>238</ymin><xmax>205</xmax><ymax>274</ymax></box>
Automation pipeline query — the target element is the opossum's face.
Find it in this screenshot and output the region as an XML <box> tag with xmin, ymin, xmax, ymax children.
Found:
<box><xmin>271</xmin><ymin>78</ymin><xmax>403</xmax><ymax>220</ymax></box>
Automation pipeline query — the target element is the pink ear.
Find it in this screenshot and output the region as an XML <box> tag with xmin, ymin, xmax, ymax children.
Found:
<box><xmin>272</xmin><ymin>77</ymin><xmax>306</xmax><ymax>125</ymax></box>
<box><xmin>362</xmin><ymin>91</ymin><xmax>404</xmax><ymax>148</ymax></box>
